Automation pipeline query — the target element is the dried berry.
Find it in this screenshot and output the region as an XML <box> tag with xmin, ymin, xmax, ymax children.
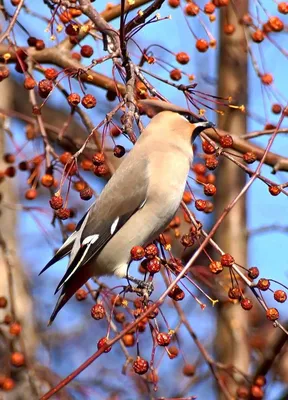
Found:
<box><xmin>82</xmin><ymin>94</ymin><xmax>97</xmax><ymax>109</ymax></box>
<box><xmin>147</xmin><ymin>258</ymin><xmax>161</xmax><ymax>273</ymax></box>
<box><xmin>228</xmin><ymin>287</ymin><xmax>242</xmax><ymax>300</ymax></box>
<box><xmin>266</xmin><ymin>307</ymin><xmax>279</xmax><ymax>321</ymax></box>
<box><xmin>195</xmin><ymin>199</ymin><xmax>207</xmax><ymax>211</ymax></box>
<box><xmin>94</xmin><ymin>164</ymin><xmax>109</xmax><ymax>176</ymax></box>
<box><xmin>144</xmin><ymin>243</ymin><xmax>159</xmax><ymax>259</ymax></box>
<box><xmin>38</xmin><ymin>79</ymin><xmax>53</xmax><ymax>98</ymax></box>
<box><xmin>113</xmin><ymin>145</ymin><xmax>125</xmax><ymax>158</ymax></box>
<box><xmin>202</xmin><ymin>140</ymin><xmax>216</xmax><ymax>154</ymax></box>
<box><xmin>45</xmin><ymin>68</ymin><xmax>58</xmax><ymax>80</ymax></box>
<box><xmin>133</xmin><ymin>357</ymin><xmax>149</xmax><ymax>375</ymax></box>
<box><xmin>49</xmin><ymin>195</ymin><xmax>63</xmax><ymax>210</ymax></box>
<box><xmin>243</xmin><ymin>152</ymin><xmax>257</xmax><ymax>164</ymax></box>
<box><xmin>75</xmin><ymin>288</ymin><xmax>88</xmax><ymax>301</ymax></box>
<box><xmin>274</xmin><ymin>290</ymin><xmax>287</xmax><ymax>303</ymax></box>
<box><xmin>156</xmin><ymin>332</ymin><xmax>171</xmax><ymax>346</ymax></box>
<box><xmin>204</xmin><ymin>183</ymin><xmax>216</xmax><ymax>196</ymax></box>
<box><xmin>269</xmin><ymin>185</ymin><xmax>281</xmax><ymax>196</ymax></box>
<box><xmin>220</xmin><ymin>134</ymin><xmax>233</xmax><ymax>148</ymax></box>
<box><xmin>97</xmin><ymin>337</ymin><xmax>112</xmax><ymax>352</ymax></box>
<box><xmin>209</xmin><ymin>261</ymin><xmax>223</xmax><ymax>274</ymax></box>
<box><xmin>248</xmin><ymin>266</ymin><xmax>259</xmax><ymax>279</ymax></box>
<box><xmin>168</xmin><ymin>285</ymin><xmax>185</xmax><ymax>301</ymax></box>
<box><xmin>257</xmin><ymin>278</ymin><xmax>270</xmax><ymax>291</ymax></box>
<box><xmin>91</xmin><ymin>304</ymin><xmax>105</xmax><ymax>320</ymax></box>
<box><xmin>180</xmin><ymin>233</ymin><xmax>194</xmax><ymax>247</ymax></box>
<box><xmin>65</xmin><ymin>23</ymin><xmax>80</xmax><ymax>36</ymax></box>
<box><xmin>221</xmin><ymin>253</ymin><xmax>234</xmax><ymax>266</ymax></box>
<box><xmin>24</xmin><ymin>76</ymin><xmax>36</xmax><ymax>90</ymax></box>
<box><xmin>56</xmin><ymin>208</ymin><xmax>71</xmax><ymax>220</ymax></box>
<box><xmin>67</xmin><ymin>93</ymin><xmax>81</xmax><ymax>107</ymax></box>
<box><xmin>241</xmin><ymin>298</ymin><xmax>253</xmax><ymax>310</ymax></box>
<box><xmin>80</xmin><ymin>187</ymin><xmax>93</xmax><ymax>200</ymax></box>
<box><xmin>205</xmin><ymin>156</ymin><xmax>218</xmax><ymax>170</ymax></box>
<box><xmin>130</xmin><ymin>246</ymin><xmax>145</xmax><ymax>260</ymax></box>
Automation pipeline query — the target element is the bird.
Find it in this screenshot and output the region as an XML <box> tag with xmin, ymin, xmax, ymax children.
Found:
<box><xmin>40</xmin><ymin>99</ymin><xmax>215</xmax><ymax>325</ymax></box>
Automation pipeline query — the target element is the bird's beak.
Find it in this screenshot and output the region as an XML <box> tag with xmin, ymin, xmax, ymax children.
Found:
<box><xmin>192</xmin><ymin>120</ymin><xmax>215</xmax><ymax>142</ymax></box>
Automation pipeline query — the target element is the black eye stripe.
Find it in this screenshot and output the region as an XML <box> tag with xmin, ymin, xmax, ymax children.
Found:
<box><xmin>178</xmin><ymin>112</ymin><xmax>204</xmax><ymax>124</ymax></box>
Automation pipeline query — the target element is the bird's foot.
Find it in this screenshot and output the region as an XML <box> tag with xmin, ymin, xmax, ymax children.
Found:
<box><xmin>126</xmin><ymin>275</ymin><xmax>154</xmax><ymax>298</ymax></box>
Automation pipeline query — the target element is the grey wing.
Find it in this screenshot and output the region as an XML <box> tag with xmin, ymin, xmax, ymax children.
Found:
<box><xmin>42</xmin><ymin>154</ymin><xmax>149</xmax><ymax>292</ymax></box>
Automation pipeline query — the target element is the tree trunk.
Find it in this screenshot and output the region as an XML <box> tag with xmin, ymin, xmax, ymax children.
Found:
<box><xmin>214</xmin><ymin>2</ymin><xmax>250</xmax><ymax>398</ymax></box>
<box><xmin>0</xmin><ymin>79</ymin><xmax>40</xmax><ymax>399</ymax></box>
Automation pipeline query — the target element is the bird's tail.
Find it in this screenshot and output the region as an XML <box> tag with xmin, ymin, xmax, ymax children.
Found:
<box><xmin>48</xmin><ymin>262</ymin><xmax>94</xmax><ymax>325</ymax></box>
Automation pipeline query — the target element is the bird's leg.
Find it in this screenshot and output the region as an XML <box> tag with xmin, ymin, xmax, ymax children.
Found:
<box><xmin>126</xmin><ymin>275</ymin><xmax>154</xmax><ymax>298</ymax></box>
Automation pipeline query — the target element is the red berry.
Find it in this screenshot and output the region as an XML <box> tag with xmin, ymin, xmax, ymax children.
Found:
<box><xmin>168</xmin><ymin>285</ymin><xmax>185</xmax><ymax>301</ymax></box>
<box><xmin>38</xmin><ymin>79</ymin><xmax>53</xmax><ymax>98</ymax></box>
<box><xmin>204</xmin><ymin>3</ymin><xmax>216</xmax><ymax>14</ymax></box>
<box><xmin>24</xmin><ymin>76</ymin><xmax>36</xmax><ymax>90</ymax></box>
<box><xmin>92</xmin><ymin>152</ymin><xmax>105</xmax><ymax>166</ymax></box>
<box><xmin>271</xmin><ymin>104</ymin><xmax>282</xmax><ymax>114</ymax></box>
<box><xmin>176</xmin><ymin>52</ymin><xmax>190</xmax><ymax>65</ymax></box>
<box><xmin>185</xmin><ymin>3</ymin><xmax>199</xmax><ymax>16</ymax></box>
<box><xmin>0</xmin><ymin>296</ymin><xmax>7</xmax><ymax>308</ymax></box>
<box><xmin>82</xmin><ymin>94</ymin><xmax>97</xmax><ymax>109</ymax></box>
<box><xmin>220</xmin><ymin>134</ymin><xmax>233</xmax><ymax>148</ymax></box>
<box><xmin>80</xmin><ymin>187</ymin><xmax>93</xmax><ymax>200</ymax></box>
<box><xmin>25</xmin><ymin>188</ymin><xmax>37</xmax><ymax>200</ymax></box>
<box><xmin>182</xmin><ymin>363</ymin><xmax>196</xmax><ymax>376</ymax></box>
<box><xmin>133</xmin><ymin>357</ymin><xmax>149</xmax><ymax>375</ymax></box>
<box><xmin>156</xmin><ymin>332</ymin><xmax>171</xmax><ymax>346</ymax></box>
<box><xmin>10</xmin><ymin>352</ymin><xmax>25</xmax><ymax>367</ymax></box>
<box><xmin>209</xmin><ymin>261</ymin><xmax>223</xmax><ymax>274</ymax></box>
<box><xmin>113</xmin><ymin>145</ymin><xmax>125</xmax><ymax>158</ymax></box>
<box><xmin>67</xmin><ymin>93</ymin><xmax>81</xmax><ymax>107</ymax></box>
<box><xmin>81</xmin><ymin>45</ymin><xmax>94</xmax><ymax>58</ymax></box>
<box><xmin>44</xmin><ymin>68</ymin><xmax>58</xmax><ymax>80</ymax></box>
<box><xmin>130</xmin><ymin>246</ymin><xmax>145</xmax><ymax>260</ymax></box>
<box><xmin>266</xmin><ymin>307</ymin><xmax>279</xmax><ymax>321</ymax></box>
<box><xmin>97</xmin><ymin>337</ymin><xmax>112</xmax><ymax>352</ymax></box>
<box><xmin>278</xmin><ymin>2</ymin><xmax>288</xmax><ymax>14</ymax></box>
<box><xmin>261</xmin><ymin>73</ymin><xmax>273</xmax><ymax>85</ymax></box>
<box><xmin>274</xmin><ymin>290</ymin><xmax>287</xmax><ymax>303</ymax></box>
<box><xmin>257</xmin><ymin>278</ymin><xmax>270</xmax><ymax>291</ymax></box>
<box><xmin>195</xmin><ymin>199</ymin><xmax>207</xmax><ymax>211</ymax></box>
<box><xmin>41</xmin><ymin>174</ymin><xmax>54</xmax><ymax>188</ymax></box>
<box><xmin>243</xmin><ymin>152</ymin><xmax>257</xmax><ymax>164</ymax></box>
<box><xmin>56</xmin><ymin>208</ymin><xmax>71</xmax><ymax>220</ymax></box>
<box><xmin>248</xmin><ymin>267</ymin><xmax>259</xmax><ymax>279</ymax></box>
<box><xmin>91</xmin><ymin>304</ymin><xmax>105</xmax><ymax>320</ymax></box>
<box><xmin>241</xmin><ymin>298</ymin><xmax>253</xmax><ymax>310</ymax></box>
<box><xmin>196</xmin><ymin>39</ymin><xmax>209</xmax><ymax>53</ymax></box>
<box><xmin>147</xmin><ymin>258</ymin><xmax>161</xmax><ymax>273</ymax></box>
<box><xmin>144</xmin><ymin>243</ymin><xmax>159</xmax><ymax>259</ymax></box>
<box><xmin>269</xmin><ymin>185</ymin><xmax>281</xmax><ymax>196</ymax></box>
<box><xmin>9</xmin><ymin>322</ymin><xmax>22</xmax><ymax>336</ymax></box>
<box><xmin>221</xmin><ymin>253</ymin><xmax>234</xmax><ymax>266</ymax></box>
<box><xmin>205</xmin><ymin>156</ymin><xmax>218</xmax><ymax>170</ymax></box>
<box><xmin>168</xmin><ymin>0</ymin><xmax>180</xmax><ymax>6</ymax></box>
<box><xmin>204</xmin><ymin>183</ymin><xmax>216</xmax><ymax>196</ymax></box>
<box><xmin>251</xmin><ymin>29</ymin><xmax>264</xmax><ymax>43</ymax></box>
<box><xmin>268</xmin><ymin>16</ymin><xmax>284</xmax><ymax>32</ymax></box>
<box><xmin>49</xmin><ymin>195</ymin><xmax>63</xmax><ymax>210</ymax></box>
<box><xmin>170</xmin><ymin>69</ymin><xmax>182</xmax><ymax>83</ymax></box>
